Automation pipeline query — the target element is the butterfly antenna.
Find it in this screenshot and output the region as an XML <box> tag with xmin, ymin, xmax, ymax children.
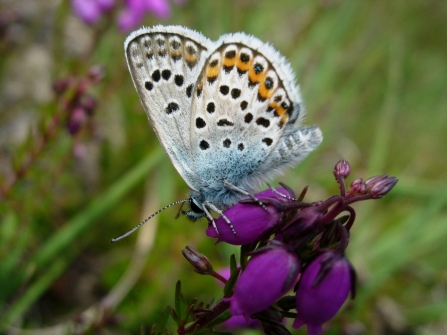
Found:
<box><xmin>111</xmin><ymin>199</ymin><xmax>191</xmax><ymax>243</ymax></box>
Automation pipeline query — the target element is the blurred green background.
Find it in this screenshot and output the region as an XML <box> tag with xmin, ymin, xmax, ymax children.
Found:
<box><xmin>1</xmin><ymin>0</ymin><xmax>446</xmax><ymax>334</ymax></box>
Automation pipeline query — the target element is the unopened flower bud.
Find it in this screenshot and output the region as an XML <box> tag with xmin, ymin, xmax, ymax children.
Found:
<box><xmin>364</xmin><ymin>174</ymin><xmax>388</xmax><ymax>190</ymax></box>
<box><xmin>370</xmin><ymin>176</ymin><xmax>398</xmax><ymax>197</ymax></box>
<box><xmin>347</xmin><ymin>178</ymin><xmax>365</xmax><ymax>197</ymax></box>
<box><xmin>181</xmin><ymin>246</ymin><xmax>213</xmax><ymax>275</ymax></box>
<box><xmin>333</xmin><ymin>160</ymin><xmax>350</xmax><ymax>179</ymax></box>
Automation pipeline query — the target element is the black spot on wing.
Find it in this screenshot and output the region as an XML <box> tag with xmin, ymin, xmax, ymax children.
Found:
<box><xmin>256</xmin><ymin>117</ymin><xmax>270</xmax><ymax>128</ymax></box>
<box><xmin>196</xmin><ymin>117</ymin><xmax>206</xmax><ymax>129</ymax></box>
<box><xmin>145</xmin><ymin>81</ymin><xmax>153</xmax><ymax>91</ymax></box>
<box><xmin>240</xmin><ymin>53</ymin><xmax>250</xmax><ymax>63</ymax></box>
<box><xmin>186</xmin><ymin>84</ymin><xmax>193</xmax><ymax>98</ymax></box>
<box><xmin>165</xmin><ymin>102</ymin><xmax>180</xmax><ymax>114</ymax></box>
<box><xmin>225</xmin><ymin>50</ymin><xmax>236</xmax><ymax>59</ymax></box>
<box><xmin>217</xmin><ymin>119</ymin><xmax>234</xmax><ymax>127</ymax></box>
<box><xmin>219</xmin><ymin>85</ymin><xmax>229</xmax><ymax>96</ymax></box>
<box><xmin>262</xmin><ymin>138</ymin><xmax>273</xmax><ymax>146</ymax></box>
<box><xmin>152</xmin><ymin>70</ymin><xmax>161</xmax><ymax>82</ymax></box>
<box><xmin>200</xmin><ymin>140</ymin><xmax>209</xmax><ymax>150</ymax></box>
<box><xmin>231</xmin><ymin>88</ymin><xmax>241</xmax><ymax>99</ymax></box>
<box><xmin>174</xmin><ymin>74</ymin><xmax>184</xmax><ymax>87</ymax></box>
<box><xmin>207</xmin><ymin>102</ymin><xmax>215</xmax><ymax>113</ymax></box>
<box><xmin>162</xmin><ymin>69</ymin><xmax>171</xmax><ymax>80</ymax></box>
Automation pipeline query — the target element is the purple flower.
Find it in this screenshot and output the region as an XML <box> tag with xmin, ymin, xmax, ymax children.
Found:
<box><xmin>293</xmin><ymin>252</ymin><xmax>355</xmax><ymax>335</ymax></box>
<box><xmin>67</xmin><ymin>107</ymin><xmax>88</xmax><ymax>135</ymax></box>
<box><xmin>206</xmin><ymin>188</ymin><xmax>293</xmax><ymax>245</ymax></box>
<box><xmin>72</xmin><ymin>0</ymin><xmax>114</xmax><ymax>24</ymax></box>
<box><xmin>227</xmin><ymin>246</ymin><xmax>300</xmax><ymax>318</ymax></box>
<box><xmin>72</xmin><ymin>0</ymin><xmax>179</xmax><ymax>31</ymax></box>
<box><xmin>118</xmin><ymin>0</ymin><xmax>171</xmax><ymax>32</ymax></box>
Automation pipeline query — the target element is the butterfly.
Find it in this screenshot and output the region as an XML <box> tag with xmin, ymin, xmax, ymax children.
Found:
<box><xmin>119</xmin><ymin>25</ymin><xmax>322</xmax><ymax>239</ymax></box>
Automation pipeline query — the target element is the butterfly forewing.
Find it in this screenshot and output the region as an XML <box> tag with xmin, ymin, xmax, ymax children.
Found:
<box><xmin>125</xmin><ymin>25</ymin><xmax>214</xmax><ymax>188</ymax></box>
<box><xmin>189</xmin><ymin>34</ymin><xmax>306</xmax><ymax>193</ymax></box>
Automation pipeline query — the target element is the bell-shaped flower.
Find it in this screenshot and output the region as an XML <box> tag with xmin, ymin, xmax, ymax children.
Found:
<box><xmin>293</xmin><ymin>251</ymin><xmax>355</xmax><ymax>335</ymax></box>
<box><xmin>206</xmin><ymin>188</ymin><xmax>293</xmax><ymax>245</ymax></box>
<box><xmin>227</xmin><ymin>246</ymin><xmax>300</xmax><ymax>318</ymax></box>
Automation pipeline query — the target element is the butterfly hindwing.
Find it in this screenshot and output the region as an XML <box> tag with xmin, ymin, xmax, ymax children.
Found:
<box><xmin>125</xmin><ymin>25</ymin><xmax>214</xmax><ymax>188</ymax></box>
<box><xmin>189</xmin><ymin>33</ymin><xmax>309</xmax><ymax>196</ymax></box>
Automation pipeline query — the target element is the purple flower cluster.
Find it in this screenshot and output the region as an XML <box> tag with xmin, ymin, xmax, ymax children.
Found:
<box><xmin>71</xmin><ymin>0</ymin><xmax>185</xmax><ymax>32</ymax></box>
<box><xmin>53</xmin><ymin>66</ymin><xmax>104</xmax><ymax>136</ymax></box>
<box><xmin>202</xmin><ymin>161</ymin><xmax>397</xmax><ymax>334</ymax></box>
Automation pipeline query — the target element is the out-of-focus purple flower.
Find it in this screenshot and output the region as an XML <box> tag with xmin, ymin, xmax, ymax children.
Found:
<box><xmin>293</xmin><ymin>252</ymin><xmax>355</xmax><ymax>335</ymax></box>
<box><xmin>72</xmin><ymin>0</ymin><xmax>179</xmax><ymax>31</ymax></box>
<box><xmin>72</xmin><ymin>0</ymin><xmax>115</xmax><ymax>24</ymax></box>
<box><xmin>206</xmin><ymin>188</ymin><xmax>293</xmax><ymax>245</ymax></box>
<box><xmin>227</xmin><ymin>246</ymin><xmax>300</xmax><ymax>318</ymax></box>
<box><xmin>118</xmin><ymin>0</ymin><xmax>171</xmax><ymax>32</ymax></box>
<box><xmin>67</xmin><ymin>107</ymin><xmax>88</xmax><ymax>135</ymax></box>
<box><xmin>97</xmin><ymin>0</ymin><xmax>115</xmax><ymax>10</ymax></box>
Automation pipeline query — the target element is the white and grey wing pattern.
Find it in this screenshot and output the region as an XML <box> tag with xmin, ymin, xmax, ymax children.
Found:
<box><xmin>124</xmin><ymin>25</ymin><xmax>215</xmax><ymax>189</ymax></box>
<box><xmin>188</xmin><ymin>32</ymin><xmax>322</xmax><ymax>195</ymax></box>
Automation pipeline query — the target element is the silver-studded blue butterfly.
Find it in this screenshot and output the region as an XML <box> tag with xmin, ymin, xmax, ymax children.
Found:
<box><xmin>120</xmin><ymin>25</ymin><xmax>322</xmax><ymax>238</ymax></box>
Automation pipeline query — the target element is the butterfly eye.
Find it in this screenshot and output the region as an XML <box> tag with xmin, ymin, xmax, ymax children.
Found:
<box><xmin>189</xmin><ymin>199</ymin><xmax>204</xmax><ymax>214</ymax></box>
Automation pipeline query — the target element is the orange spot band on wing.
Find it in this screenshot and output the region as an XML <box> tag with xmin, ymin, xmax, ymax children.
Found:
<box><xmin>185</xmin><ymin>54</ymin><xmax>197</xmax><ymax>63</ymax></box>
<box><xmin>258</xmin><ymin>83</ymin><xmax>274</xmax><ymax>100</ymax></box>
<box><xmin>236</xmin><ymin>58</ymin><xmax>252</xmax><ymax>73</ymax></box>
<box><xmin>249</xmin><ymin>67</ymin><xmax>266</xmax><ymax>85</ymax></box>
<box><xmin>223</xmin><ymin>57</ymin><xmax>236</xmax><ymax>68</ymax></box>
<box><xmin>206</xmin><ymin>65</ymin><xmax>220</xmax><ymax>79</ymax></box>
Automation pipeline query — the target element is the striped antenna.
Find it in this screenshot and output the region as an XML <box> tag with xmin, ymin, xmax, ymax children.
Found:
<box><xmin>111</xmin><ymin>198</ymin><xmax>191</xmax><ymax>243</ymax></box>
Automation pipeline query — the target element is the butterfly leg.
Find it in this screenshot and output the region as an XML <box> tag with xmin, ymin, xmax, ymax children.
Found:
<box><xmin>204</xmin><ymin>201</ymin><xmax>236</xmax><ymax>235</ymax></box>
<box><xmin>266</xmin><ymin>182</ymin><xmax>297</xmax><ymax>201</ymax></box>
<box><xmin>223</xmin><ymin>181</ymin><xmax>269</xmax><ymax>213</ymax></box>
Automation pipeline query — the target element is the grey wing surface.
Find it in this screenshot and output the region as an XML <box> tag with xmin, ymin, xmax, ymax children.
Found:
<box><xmin>125</xmin><ymin>25</ymin><xmax>215</xmax><ymax>189</ymax></box>
<box><xmin>189</xmin><ymin>32</ymin><xmax>321</xmax><ymax>193</ymax></box>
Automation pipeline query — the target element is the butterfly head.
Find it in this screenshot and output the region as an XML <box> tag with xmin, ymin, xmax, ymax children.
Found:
<box><xmin>181</xmin><ymin>195</ymin><xmax>206</xmax><ymax>221</ymax></box>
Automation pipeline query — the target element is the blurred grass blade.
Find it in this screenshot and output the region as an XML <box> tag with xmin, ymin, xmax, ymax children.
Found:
<box><xmin>0</xmin><ymin>148</ymin><xmax>163</xmax><ymax>329</ymax></box>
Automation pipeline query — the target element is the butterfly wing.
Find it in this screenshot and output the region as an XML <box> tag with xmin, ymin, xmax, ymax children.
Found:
<box><xmin>125</xmin><ymin>25</ymin><xmax>214</xmax><ymax>189</ymax></box>
<box><xmin>189</xmin><ymin>33</ymin><xmax>321</xmax><ymax>204</ymax></box>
